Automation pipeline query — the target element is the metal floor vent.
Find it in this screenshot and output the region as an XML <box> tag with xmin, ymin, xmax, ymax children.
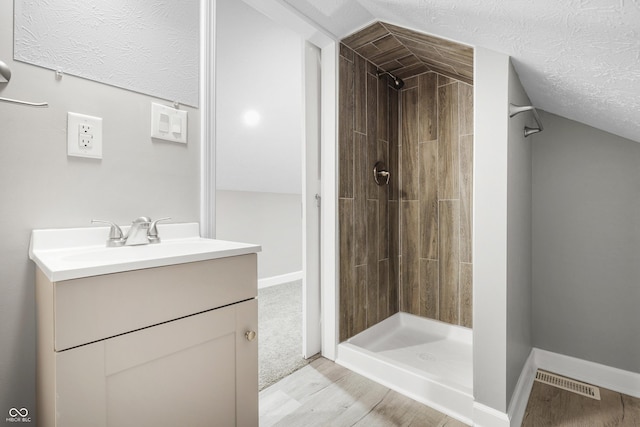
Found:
<box><xmin>535</xmin><ymin>370</ymin><xmax>601</xmax><ymax>400</ymax></box>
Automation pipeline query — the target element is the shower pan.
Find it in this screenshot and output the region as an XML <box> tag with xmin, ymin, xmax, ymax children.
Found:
<box><xmin>338</xmin><ymin>314</ymin><xmax>473</xmax><ymax>423</ymax></box>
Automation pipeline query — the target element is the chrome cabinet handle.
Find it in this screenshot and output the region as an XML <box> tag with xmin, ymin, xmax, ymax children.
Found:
<box><xmin>245</xmin><ymin>330</ymin><xmax>257</xmax><ymax>342</ymax></box>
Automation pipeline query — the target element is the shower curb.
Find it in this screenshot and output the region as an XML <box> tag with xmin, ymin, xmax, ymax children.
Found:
<box><xmin>337</xmin><ymin>344</ymin><xmax>473</xmax><ymax>425</ymax></box>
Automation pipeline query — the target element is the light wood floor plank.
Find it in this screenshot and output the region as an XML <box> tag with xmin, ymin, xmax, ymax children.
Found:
<box><xmin>352</xmin><ymin>388</ymin><xmax>450</xmax><ymax>426</ymax></box>
<box><xmin>260</xmin><ymin>357</ymin><xmax>467</xmax><ymax>427</ymax></box>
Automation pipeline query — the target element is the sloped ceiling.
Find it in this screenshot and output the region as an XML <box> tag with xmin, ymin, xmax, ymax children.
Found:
<box><xmin>283</xmin><ymin>0</ymin><xmax>640</xmax><ymax>143</ymax></box>
<box><xmin>342</xmin><ymin>22</ymin><xmax>474</xmax><ymax>84</ymax></box>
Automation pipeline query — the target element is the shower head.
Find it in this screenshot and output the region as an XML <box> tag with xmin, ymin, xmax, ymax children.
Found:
<box><xmin>377</xmin><ymin>70</ymin><xmax>405</xmax><ymax>90</ymax></box>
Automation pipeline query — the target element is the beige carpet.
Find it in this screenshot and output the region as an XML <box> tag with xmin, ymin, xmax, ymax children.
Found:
<box><xmin>258</xmin><ymin>280</ymin><xmax>314</xmax><ymax>390</ymax></box>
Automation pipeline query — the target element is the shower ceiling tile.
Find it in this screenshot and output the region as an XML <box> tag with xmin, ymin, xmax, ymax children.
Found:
<box><xmin>368</xmin><ymin>45</ymin><xmax>415</xmax><ymax>67</ymax></box>
<box><xmin>385</xmin><ymin>23</ymin><xmax>473</xmax><ymax>61</ymax></box>
<box><xmin>356</xmin><ymin>43</ymin><xmax>383</xmax><ymax>59</ymax></box>
<box><xmin>342</xmin><ymin>21</ymin><xmax>473</xmax><ymax>84</ymax></box>
<box><xmin>378</xmin><ymin>60</ymin><xmax>404</xmax><ymax>72</ymax></box>
<box><xmin>393</xmin><ymin>64</ymin><xmax>431</xmax><ymax>80</ymax></box>
<box><xmin>342</xmin><ymin>21</ymin><xmax>389</xmax><ymax>49</ymax></box>
<box><xmin>396</xmin><ymin>54</ymin><xmax>421</xmax><ymax>67</ymax></box>
<box><xmin>372</xmin><ymin>34</ymin><xmax>403</xmax><ymax>51</ymax></box>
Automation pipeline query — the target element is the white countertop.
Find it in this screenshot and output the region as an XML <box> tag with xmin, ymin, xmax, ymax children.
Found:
<box><xmin>29</xmin><ymin>222</ymin><xmax>261</xmax><ymax>282</ymax></box>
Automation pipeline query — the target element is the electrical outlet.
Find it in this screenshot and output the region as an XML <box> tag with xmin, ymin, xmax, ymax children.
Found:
<box><xmin>68</xmin><ymin>112</ymin><xmax>102</xmax><ymax>159</ymax></box>
<box><xmin>79</xmin><ymin>134</ymin><xmax>93</xmax><ymax>149</ymax></box>
<box><xmin>79</xmin><ymin>123</ymin><xmax>92</xmax><ymax>134</ymax></box>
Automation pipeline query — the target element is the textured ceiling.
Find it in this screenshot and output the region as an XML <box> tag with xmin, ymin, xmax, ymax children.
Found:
<box><xmin>342</xmin><ymin>22</ymin><xmax>473</xmax><ymax>84</ymax></box>
<box><xmin>283</xmin><ymin>0</ymin><xmax>640</xmax><ymax>143</ymax></box>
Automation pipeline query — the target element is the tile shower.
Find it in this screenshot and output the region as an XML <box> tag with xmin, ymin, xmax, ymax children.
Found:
<box><xmin>336</xmin><ymin>22</ymin><xmax>475</xmax><ymax>423</ymax></box>
<box><xmin>339</xmin><ymin>22</ymin><xmax>474</xmax><ymax>340</ymax></box>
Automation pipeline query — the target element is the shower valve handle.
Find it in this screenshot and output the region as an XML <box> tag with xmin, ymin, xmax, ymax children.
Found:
<box><xmin>373</xmin><ymin>161</ymin><xmax>390</xmax><ymax>186</ymax></box>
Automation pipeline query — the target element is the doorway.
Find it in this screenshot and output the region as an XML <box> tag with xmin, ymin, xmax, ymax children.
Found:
<box><xmin>209</xmin><ymin>0</ymin><xmax>323</xmax><ymax>387</ymax></box>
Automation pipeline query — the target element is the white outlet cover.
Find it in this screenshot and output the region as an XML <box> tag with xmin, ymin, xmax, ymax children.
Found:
<box><xmin>67</xmin><ymin>112</ymin><xmax>103</xmax><ymax>159</ymax></box>
<box><xmin>151</xmin><ymin>102</ymin><xmax>187</xmax><ymax>144</ymax></box>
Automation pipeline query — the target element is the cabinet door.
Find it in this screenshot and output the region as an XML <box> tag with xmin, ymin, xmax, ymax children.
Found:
<box><xmin>55</xmin><ymin>300</ymin><xmax>258</xmax><ymax>427</ymax></box>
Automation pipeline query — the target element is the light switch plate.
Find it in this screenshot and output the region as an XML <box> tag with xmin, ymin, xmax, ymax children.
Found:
<box><xmin>67</xmin><ymin>112</ymin><xmax>103</xmax><ymax>159</ymax></box>
<box><xmin>151</xmin><ymin>102</ymin><xmax>187</xmax><ymax>144</ymax></box>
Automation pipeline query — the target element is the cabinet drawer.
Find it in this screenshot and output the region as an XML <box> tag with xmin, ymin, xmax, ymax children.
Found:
<box><xmin>47</xmin><ymin>254</ymin><xmax>256</xmax><ymax>351</ymax></box>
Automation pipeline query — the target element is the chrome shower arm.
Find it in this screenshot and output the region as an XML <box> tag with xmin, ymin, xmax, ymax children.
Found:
<box><xmin>509</xmin><ymin>104</ymin><xmax>543</xmax><ymax>137</ymax></box>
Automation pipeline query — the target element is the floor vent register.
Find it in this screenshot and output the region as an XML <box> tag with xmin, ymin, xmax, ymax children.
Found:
<box><xmin>535</xmin><ymin>370</ymin><xmax>601</xmax><ymax>400</ymax></box>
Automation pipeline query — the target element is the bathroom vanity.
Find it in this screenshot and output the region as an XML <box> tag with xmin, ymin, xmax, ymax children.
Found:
<box><xmin>29</xmin><ymin>223</ymin><xmax>260</xmax><ymax>427</ymax></box>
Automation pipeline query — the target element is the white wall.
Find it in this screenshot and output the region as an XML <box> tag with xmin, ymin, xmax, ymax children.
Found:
<box><xmin>215</xmin><ymin>0</ymin><xmax>303</xmax><ymax>282</ymax></box>
<box><xmin>474</xmin><ymin>48</ymin><xmax>533</xmax><ymax>416</ymax></box>
<box><xmin>474</xmin><ymin>46</ymin><xmax>510</xmax><ymax>413</ymax></box>
<box><xmin>14</xmin><ymin>0</ymin><xmax>199</xmax><ymax>106</ymax></box>
<box><xmin>0</xmin><ymin>2</ymin><xmax>200</xmax><ymax>420</ymax></box>
<box><xmin>216</xmin><ymin>191</ymin><xmax>302</xmax><ymax>280</ymax></box>
<box><xmin>532</xmin><ymin>111</ymin><xmax>640</xmax><ymax>374</ymax></box>
<box><xmin>216</xmin><ymin>0</ymin><xmax>302</xmax><ymax>194</ymax></box>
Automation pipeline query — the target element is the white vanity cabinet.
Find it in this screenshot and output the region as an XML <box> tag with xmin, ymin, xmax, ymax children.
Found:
<box><xmin>35</xmin><ymin>253</ymin><xmax>258</xmax><ymax>427</ymax></box>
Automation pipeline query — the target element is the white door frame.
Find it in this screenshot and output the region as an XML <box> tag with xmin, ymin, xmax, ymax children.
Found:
<box><xmin>200</xmin><ymin>0</ymin><xmax>339</xmax><ymax>360</ymax></box>
<box><xmin>302</xmin><ymin>40</ymin><xmax>322</xmax><ymax>358</ymax></box>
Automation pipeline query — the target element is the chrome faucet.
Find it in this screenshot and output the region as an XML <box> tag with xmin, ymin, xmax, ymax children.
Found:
<box><xmin>125</xmin><ymin>217</ymin><xmax>152</xmax><ymax>246</ymax></box>
<box><xmin>91</xmin><ymin>217</ymin><xmax>171</xmax><ymax>247</ymax></box>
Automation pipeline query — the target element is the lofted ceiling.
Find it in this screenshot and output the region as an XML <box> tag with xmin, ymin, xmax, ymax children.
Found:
<box><xmin>283</xmin><ymin>0</ymin><xmax>640</xmax><ymax>143</ymax></box>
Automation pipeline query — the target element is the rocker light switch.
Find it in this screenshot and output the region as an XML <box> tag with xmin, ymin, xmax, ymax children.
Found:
<box><xmin>171</xmin><ymin>116</ymin><xmax>182</xmax><ymax>134</ymax></box>
<box><xmin>151</xmin><ymin>102</ymin><xmax>187</xmax><ymax>144</ymax></box>
<box><xmin>159</xmin><ymin>113</ymin><xmax>170</xmax><ymax>133</ymax></box>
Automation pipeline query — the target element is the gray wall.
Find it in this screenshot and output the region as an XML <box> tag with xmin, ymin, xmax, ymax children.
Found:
<box><xmin>532</xmin><ymin>111</ymin><xmax>640</xmax><ymax>374</ymax></box>
<box><xmin>216</xmin><ymin>190</ymin><xmax>302</xmax><ymax>280</ymax></box>
<box><xmin>506</xmin><ymin>61</ymin><xmax>533</xmax><ymax>406</ymax></box>
<box><xmin>0</xmin><ymin>2</ymin><xmax>200</xmax><ymax>420</ymax></box>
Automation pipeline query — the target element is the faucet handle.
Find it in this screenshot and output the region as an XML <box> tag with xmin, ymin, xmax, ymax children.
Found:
<box><xmin>148</xmin><ymin>217</ymin><xmax>171</xmax><ymax>243</ymax></box>
<box><xmin>91</xmin><ymin>219</ymin><xmax>125</xmax><ymax>247</ymax></box>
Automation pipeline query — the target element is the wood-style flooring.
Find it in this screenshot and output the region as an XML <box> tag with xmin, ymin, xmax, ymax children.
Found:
<box><xmin>259</xmin><ymin>357</ymin><xmax>468</xmax><ymax>427</ymax></box>
<box><xmin>522</xmin><ymin>379</ymin><xmax>640</xmax><ymax>426</ymax></box>
<box><xmin>260</xmin><ymin>357</ymin><xmax>640</xmax><ymax>427</ymax></box>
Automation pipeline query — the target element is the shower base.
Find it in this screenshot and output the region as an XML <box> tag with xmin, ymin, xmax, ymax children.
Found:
<box><xmin>336</xmin><ymin>312</ymin><xmax>473</xmax><ymax>424</ymax></box>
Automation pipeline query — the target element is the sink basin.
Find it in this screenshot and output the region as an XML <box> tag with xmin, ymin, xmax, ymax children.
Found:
<box><xmin>29</xmin><ymin>222</ymin><xmax>261</xmax><ymax>281</ymax></box>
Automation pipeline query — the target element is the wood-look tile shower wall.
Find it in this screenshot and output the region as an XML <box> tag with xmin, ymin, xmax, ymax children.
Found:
<box><xmin>398</xmin><ymin>74</ymin><xmax>473</xmax><ymax>328</ymax></box>
<box><xmin>339</xmin><ymin>44</ymin><xmax>400</xmax><ymax>342</ymax></box>
<box><xmin>339</xmin><ymin>42</ymin><xmax>474</xmax><ymax>341</ymax></box>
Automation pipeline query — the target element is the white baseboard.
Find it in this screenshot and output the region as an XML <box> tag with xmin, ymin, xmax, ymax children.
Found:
<box><xmin>533</xmin><ymin>348</ymin><xmax>640</xmax><ymax>399</ymax></box>
<box><xmin>473</xmin><ymin>402</ymin><xmax>510</xmax><ymax>427</ymax></box>
<box><xmin>507</xmin><ymin>349</ymin><xmax>537</xmax><ymax>427</ymax></box>
<box><xmin>258</xmin><ymin>271</ymin><xmax>303</xmax><ymax>289</ymax></box>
